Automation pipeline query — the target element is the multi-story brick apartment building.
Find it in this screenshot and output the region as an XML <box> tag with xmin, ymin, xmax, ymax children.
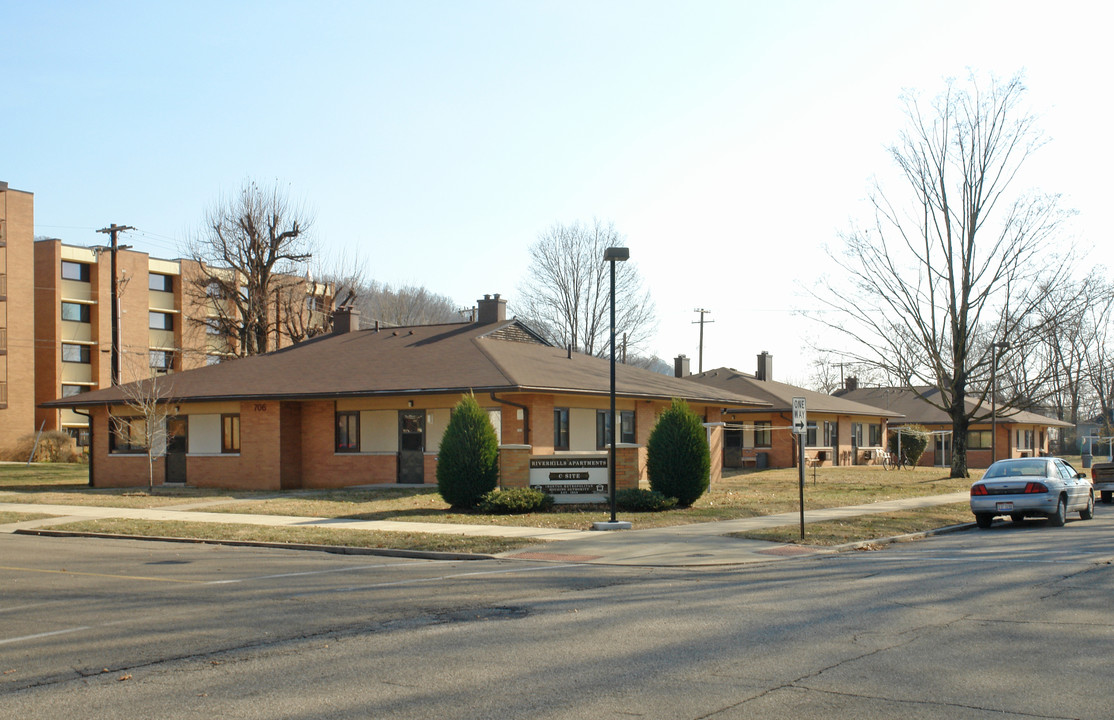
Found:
<box><xmin>0</xmin><ymin>182</ymin><xmax>36</xmax><ymax>447</ymax></box>
<box><xmin>0</xmin><ymin>181</ymin><xmax>332</xmax><ymax>450</ymax></box>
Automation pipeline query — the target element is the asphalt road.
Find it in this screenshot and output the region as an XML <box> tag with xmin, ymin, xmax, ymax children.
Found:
<box><xmin>3</xmin><ymin>507</ymin><xmax>1114</xmax><ymax>719</ymax></box>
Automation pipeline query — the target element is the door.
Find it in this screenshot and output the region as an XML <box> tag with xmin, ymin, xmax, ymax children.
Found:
<box><xmin>851</xmin><ymin>423</ymin><xmax>862</xmax><ymax>465</ymax></box>
<box><xmin>935</xmin><ymin>434</ymin><xmax>951</xmax><ymax>467</ymax></box>
<box><xmin>724</xmin><ymin>429</ymin><xmax>743</xmax><ymax>468</ymax></box>
<box><xmin>398</xmin><ymin>410</ymin><xmax>425</xmax><ymax>484</ymax></box>
<box><xmin>165</xmin><ymin>416</ymin><xmax>188</xmax><ymax>484</ymax></box>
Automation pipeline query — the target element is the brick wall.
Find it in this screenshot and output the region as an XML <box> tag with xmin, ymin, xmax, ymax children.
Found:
<box><xmin>32</xmin><ymin>240</ymin><xmax>59</xmax><ymax>432</ymax></box>
<box><xmin>90</xmin><ymin>408</ymin><xmax>163</xmax><ymax>487</ymax></box>
<box><xmin>3</xmin><ymin>189</ymin><xmax>37</xmax><ymax>437</ymax></box>
<box><xmin>299</xmin><ymin>400</ymin><xmax>400</xmax><ymax>487</ymax></box>
<box><xmin>615</xmin><ymin>444</ymin><xmax>639</xmax><ymax>490</ymax></box>
<box><xmin>498</xmin><ymin>445</ymin><xmax>531</xmax><ymax>488</ymax></box>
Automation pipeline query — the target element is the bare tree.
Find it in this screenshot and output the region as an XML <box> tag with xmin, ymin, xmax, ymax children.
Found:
<box><xmin>813</xmin><ymin>73</ymin><xmax>1073</xmax><ymax>477</ymax></box>
<box><xmin>1085</xmin><ymin>279</ymin><xmax>1114</xmax><ymax>432</ymax></box>
<box><xmin>805</xmin><ymin>351</ymin><xmax>889</xmax><ymax>395</ymax></box>
<box><xmin>515</xmin><ymin>219</ymin><xmax>656</xmax><ymax>358</ymax></box>
<box><xmin>116</xmin><ymin>363</ymin><xmax>175</xmax><ymax>491</ymax></box>
<box><xmin>354</xmin><ymin>282</ymin><xmax>462</xmax><ymax>326</ymax></box>
<box><xmin>1016</xmin><ymin>272</ymin><xmax>1112</xmax><ymax>444</ymax></box>
<box><xmin>184</xmin><ymin>180</ymin><xmax>314</xmax><ymax>357</ymax></box>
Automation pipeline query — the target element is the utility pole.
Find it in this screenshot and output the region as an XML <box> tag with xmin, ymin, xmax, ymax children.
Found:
<box><xmin>97</xmin><ymin>224</ymin><xmax>134</xmax><ymax>385</ymax></box>
<box><xmin>693</xmin><ymin>308</ymin><xmax>713</xmax><ymax>374</ymax></box>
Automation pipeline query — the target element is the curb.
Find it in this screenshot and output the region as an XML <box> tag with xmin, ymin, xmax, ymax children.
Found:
<box><xmin>829</xmin><ymin>521</ymin><xmax>976</xmax><ymax>552</ymax></box>
<box><xmin>13</xmin><ymin>528</ymin><xmax>495</xmax><ymax>562</ymax></box>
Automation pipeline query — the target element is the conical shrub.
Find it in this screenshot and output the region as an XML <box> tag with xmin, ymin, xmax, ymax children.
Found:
<box><xmin>646</xmin><ymin>398</ymin><xmax>710</xmax><ymax>507</ymax></box>
<box><xmin>437</xmin><ymin>394</ymin><xmax>500</xmax><ymax>509</ymax></box>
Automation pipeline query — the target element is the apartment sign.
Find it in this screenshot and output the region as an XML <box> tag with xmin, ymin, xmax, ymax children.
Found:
<box><xmin>529</xmin><ymin>456</ymin><xmax>609</xmax><ymax>503</ymax></box>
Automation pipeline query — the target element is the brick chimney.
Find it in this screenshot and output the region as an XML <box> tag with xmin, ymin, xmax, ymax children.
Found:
<box><xmin>333</xmin><ymin>306</ymin><xmax>361</xmax><ymax>334</ymax></box>
<box><xmin>756</xmin><ymin>351</ymin><xmax>773</xmax><ymax>381</ymax></box>
<box><xmin>477</xmin><ymin>293</ymin><xmax>506</xmax><ymax>323</ymax></box>
<box><xmin>845</xmin><ymin>376</ymin><xmax>859</xmax><ymax>392</ymax></box>
<box><xmin>674</xmin><ymin>354</ymin><xmax>690</xmax><ymax>378</ymax></box>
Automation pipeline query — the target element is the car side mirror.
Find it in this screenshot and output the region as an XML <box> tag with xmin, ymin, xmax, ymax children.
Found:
<box><xmin>1078</xmin><ymin>472</ymin><xmax>1088</xmax><ymax>479</ymax></box>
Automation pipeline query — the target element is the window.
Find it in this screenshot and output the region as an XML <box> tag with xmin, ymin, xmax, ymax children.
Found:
<box><xmin>851</xmin><ymin>423</ymin><xmax>864</xmax><ymax>446</ymax></box>
<box><xmin>335</xmin><ymin>411</ymin><xmax>360</xmax><ymax>452</ymax></box>
<box><xmin>823</xmin><ymin>421</ymin><xmax>838</xmax><ymax>446</ymax></box>
<box><xmin>62</xmin><ymin>343</ymin><xmax>90</xmax><ymax>364</ymax></box>
<box><xmin>61</xmin><ymin>261</ymin><xmax>90</xmax><ymax>282</ymax></box>
<box><xmin>754</xmin><ymin>420</ymin><xmax>772</xmax><ymax>448</ymax></box>
<box><xmin>205</xmin><ymin>354</ymin><xmax>222</xmax><ymax>366</ymax></box>
<box><xmin>967</xmin><ymin>430</ymin><xmax>992</xmax><ymax>449</ymax></box>
<box><xmin>221</xmin><ymin>414</ymin><xmax>240</xmax><ymax>453</ymax></box>
<box><xmin>805</xmin><ymin>422</ymin><xmax>818</xmax><ymax>447</ymax></box>
<box><xmin>149</xmin><ymin>350</ymin><xmax>174</xmax><ymax>371</ymax></box>
<box><xmin>1017</xmin><ymin>429</ymin><xmax>1033</xmax><ymax>450</ymax></box>
<box><xmin>148</xmin><ymin>273</ymin><xmax>173</xmax><ymax>292</ymax></box>
<box><xmin>149</xmin><ymin>311</ymin><xmax>174</xmax><ymax>330</ymax></box>
<box><xmin>554</xmin><ymin>407</ymin><xmax>569</xmax><ymax>450</ymax></box>
<box><xmin>61</xmin><ymin>302</ymin><xmax>90</xmax><ymax>323</ymax></box>
<box><xmin>65</xmin><ymin>427</ymin><xmax>91</xmax><ymax>448</ymax></box>
<box><xmin>109</xmin><ymin>416</ymin><xmax>145</xmax><ymax>453</ymax></box>
<box><xmin>206</xmin><ymin>281</ymin><xmax>224</xmax><ymax>298</ymax></box>
<box><xmin>61</xmin><ymin>384</ymin><xmax>89</xmax><ymax>397</ymax></box>
<box><xmin>205</xmin><ymin>318</ymin><xmax>222</xmax><ymax>335</ymax></box>
<box><xmin>596</xmin><ymin>410</ymin><xmax>635</xmax><ymax>449</ymax></box>
<box><xmin>869</xmin><ymin>423</ymin><xmax>882</xmax><ymax>446</ymax></box>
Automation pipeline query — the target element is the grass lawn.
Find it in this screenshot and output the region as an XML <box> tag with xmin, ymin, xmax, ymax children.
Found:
<box><xmin>0</xmin><ymin>511</ymin><xmax>57</xmax><ymax>525</ymax></box>
<box><xmin>732</xmin><ymin>503</ymin><xmax>973</xmax><ymax>546</ymax></box>
<box><xmin>1</xmin><ymin>461</ymin><xmax>976</xmax><ymax>534</ymax></box>
<box><xmin>46</xmin><ymin>518</ymin><xmax>536</xmax><ymax>555</ymax></box>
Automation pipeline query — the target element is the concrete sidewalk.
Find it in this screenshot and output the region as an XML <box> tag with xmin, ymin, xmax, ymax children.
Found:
<box><xmin>0</xmin><ymin>491</ymin><xmax>972</xmax><ymax>566</ymax></box>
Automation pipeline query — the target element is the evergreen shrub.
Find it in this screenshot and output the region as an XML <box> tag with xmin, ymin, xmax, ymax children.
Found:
<box><xmin>615</xmin><ymin>488</ymin><xmax>678</xmax><ymax>512</ymax></box>
<box><xmin>646</xmin><ymin>398</ymin><xmax>711</xmax><ymax>507</ymax></box>
<box><xmin>436</xmin><ymin>394</ymin><xmax>499</xmax><ymax>509</ymax></box>
<box><xmin>477</xmin><ymin>487</ymin><xmax>554</xmax><ymax>514</ymax></box>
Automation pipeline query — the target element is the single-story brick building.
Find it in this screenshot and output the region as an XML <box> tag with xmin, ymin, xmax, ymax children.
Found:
<box><xmin>833</xmin><ymin>380</ymin><xmax>1073</xmax><ymax>468</ymax></box>
<box><xmin>682</xmin><ymin>354</ymin><xmax>903</xmax><ymax>468</ymax></box>
<box><xmin>44</xmin><ymin>295</ymin><xmax>767</xmax><ymax>492</ymax></box>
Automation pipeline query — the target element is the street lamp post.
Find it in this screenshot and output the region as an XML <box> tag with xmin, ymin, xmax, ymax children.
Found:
<box><xmin>599</xmin><ymin>246</ymin><xmax>629</xmax><ymax>529</ymax></box>
<box><xmin>991</xmin><ymin>341</ymin><xmax>1011</xmax><ymax>464</ymax></box>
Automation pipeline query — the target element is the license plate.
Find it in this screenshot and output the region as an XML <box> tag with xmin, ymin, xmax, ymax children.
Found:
<box><xmin>996</xmin><ymin>501</ymin><xmax>1014</xmax><ymax>512</ymax></box>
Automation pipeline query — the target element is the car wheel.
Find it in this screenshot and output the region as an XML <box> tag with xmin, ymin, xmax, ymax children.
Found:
<box><xmin>1047</xmin><ymin>496</ymin><xmax>1066</xmax><ymax>527</ymax></box>
<box><xmin>1102</xmin><ymin>491</ymin><xmax>1112</xmax><ymax>504</ymax></box>
<box><xmin>1010</xmin><ymin>514</ymin><xmax>1025</xmax><ymax>523</ymax></box>
<box><xmin>1080</xmin><ymin>492</ymin><xmax>1095</xmax><ymax>521</ymax></box>
<box><xmin>975</xmin><ymin>513</ymin><xmax>994</xmax><ymax>529</ymax></box>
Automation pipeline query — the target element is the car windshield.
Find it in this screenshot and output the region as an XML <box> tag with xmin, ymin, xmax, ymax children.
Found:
<box><xmin>983</xmin><ymin>459</ymin><xmax>1050</xmax><ymax>479</ymax></box>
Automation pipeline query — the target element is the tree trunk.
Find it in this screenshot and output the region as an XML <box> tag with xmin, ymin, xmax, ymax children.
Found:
<box><xmin>950</xmin><ymin>392</ymin><xmax>970</xmax><ymax>478</ymax></box>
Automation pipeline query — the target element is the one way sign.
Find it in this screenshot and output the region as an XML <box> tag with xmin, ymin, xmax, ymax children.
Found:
<box><xmin>792</xmin><ymin>397</ymin><xmax>807</xmax><ymax>434</ymax></box>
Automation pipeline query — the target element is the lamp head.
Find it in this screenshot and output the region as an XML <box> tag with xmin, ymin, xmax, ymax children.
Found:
<box><xmin>603</xmin><ymin>247</ymin><xmax>630</xmax><ymax>262</ymax></box>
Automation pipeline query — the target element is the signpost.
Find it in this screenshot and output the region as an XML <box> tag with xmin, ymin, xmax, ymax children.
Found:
<box><xmin>792</xmin><ymin>397</ymin><xmax>807</xmax><ymax>540</ymax></box>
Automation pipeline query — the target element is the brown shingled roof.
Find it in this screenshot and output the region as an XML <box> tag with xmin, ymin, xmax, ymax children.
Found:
<box><xmin>687</xmin><ymin>367</ymin><xmax>903</xmax><ymax>418</ymax></box>
<box><xmin>834</xmin><ymin>386</ymin><xmax>1073</xmax><ymax>428</ymax></box>
<box><xmin>44</xmin><ymin>320</ymin><xmax>770</xmax><ymax>409</ymax></box>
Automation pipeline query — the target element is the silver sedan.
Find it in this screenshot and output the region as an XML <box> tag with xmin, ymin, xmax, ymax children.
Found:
<box><xmin>970</xmin><ymin>457</ymin><xmax>1094</xmax><ymax>528</ymax></box>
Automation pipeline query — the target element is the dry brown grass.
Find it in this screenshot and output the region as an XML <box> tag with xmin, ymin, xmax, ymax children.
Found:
<box><xmin>1</xmin><ymin>463</ymin><xmax>975</xmax><ymax>530</ymax></box>
<box><xmin>733</xmin><ymin>503</ymin><xmax>972</xmax><ymax>546</ymax></box>
<box><xmin>47</xmin><ymin>518</ymin><xmax>535</xmax><ymax>555</ymax></box>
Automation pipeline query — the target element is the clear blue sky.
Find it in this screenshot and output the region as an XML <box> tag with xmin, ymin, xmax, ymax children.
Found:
<box><xmin>5</xmin><ymin>1</ymin><xmax>1111</xmax><ymax>384</ymax></box>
